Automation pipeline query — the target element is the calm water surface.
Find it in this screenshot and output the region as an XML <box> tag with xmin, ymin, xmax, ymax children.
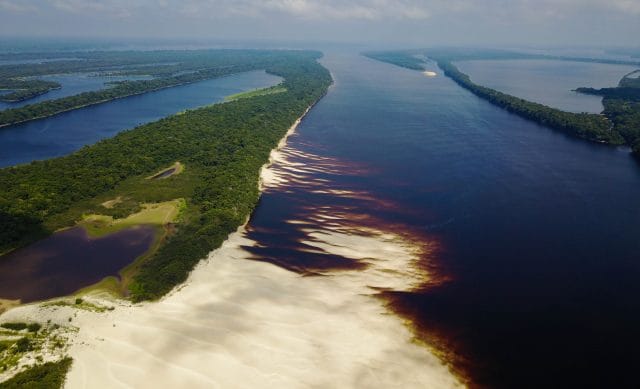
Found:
<box><xmin>0</xmin><ymin>226</ymin><xmax>155</xmax><ymax>303</ymax></box>
<box><xmin>0</xmin><ymin>73</ymin><xmax>153</xmax><ymax>111</ymax></box>
<box><xmin>0</xmin><ymin>70</ymin><xmax>281</xmax><ymax>167</ymax></box>
<box><xmin>244</xmin><ymin>53</ymin><xmax>640</xmax><ymax>387</ymax></box>
<box><xmin>456</xmin><ymin>59</ymin><xmax>638</xmax><ymax>113</ymax></box>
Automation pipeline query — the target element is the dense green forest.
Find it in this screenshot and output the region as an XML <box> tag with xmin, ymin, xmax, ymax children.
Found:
<box><xmin>0</xmin><ymin>50</ymin><xmax>332</xmax><ymax>301</ymax></box>
<box><xmin>365</xmin><ymin>50</ymin><xmax>639</xmax><ymax>150</ymax></box>
<box><xmin>0</xmin><ymin>358</ymin><xmax>72</xmax><ymax>389</ymax></box>
<box><xmin>0</xmin><ymin>79</ymin><xmax>60</xmax><ymax>103</ymax></box>
<box><xmin>0</xmin><ymin>50</ymin><xmax>299</xmax><ymax>126</ymax></box>
<box><xmin>576</xmin><ymin>72</ymin><xmax>640</xmax><ymax>153</ymax></box>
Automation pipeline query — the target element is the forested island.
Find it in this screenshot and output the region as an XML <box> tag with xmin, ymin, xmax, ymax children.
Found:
<box><xmin>576</xmin><ymin>71</ymin><xmax>640</xmax><ymax>153</ymax></box>
<box><xmin>0</xmin><ymin>50</ymin><xmax>332</xmax><ymax>301</ymax></box>
<box><xmin>0</xmin><ymin>50</ymin><xmax>299</xmax><ymax>126</ymax></box>
<box><xmin>0</xmin><ymin>79</ymin><xmax>61</xmax><ymax>103</ymax></box>
<box><xmin>365</xmin><ymin>49</ymin><xmax>640</xmax><ymax>154</ymax></box>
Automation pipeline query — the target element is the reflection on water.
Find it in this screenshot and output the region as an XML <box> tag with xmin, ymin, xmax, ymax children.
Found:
<box><xmin>0</xmin><ymin>226</ymin><xmax>155</xmax><ymax>303</ymax></box>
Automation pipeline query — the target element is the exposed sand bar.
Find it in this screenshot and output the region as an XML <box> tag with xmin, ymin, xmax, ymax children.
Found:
<box><xmin>1</xmin><ymin>107</ymin><xmax>462</xmax><ymax>388</ymax></box>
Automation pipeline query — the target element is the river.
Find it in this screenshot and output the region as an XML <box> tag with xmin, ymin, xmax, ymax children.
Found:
<box><xmin>455</xmin><ymin>59</ymin><xmax>638</xmax><ymax>113</ymax></box>
<box><xmin>3</xmin><ymin>51</ymin><xmax>640</xmax><ymax>387</ymax></box>
<box><xmin>0</xmin><ymin>70</ymin><xmax>281</xmax><ymax>167</ymax></box>
<box><xmin>242</xmin><ymin>52</ymin><xmax>640</xmax><ymax>387</ymax></box>
<box><xmin>0</xmin><ymin>73</ymin><xmax>153</xmax><ymax>111</ymax></box>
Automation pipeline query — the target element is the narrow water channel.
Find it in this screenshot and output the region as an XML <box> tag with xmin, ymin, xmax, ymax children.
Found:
<box><xmin>0</xmin><ymin>70</ymin><xmax>281</xmax><ymax>167</ymax></box>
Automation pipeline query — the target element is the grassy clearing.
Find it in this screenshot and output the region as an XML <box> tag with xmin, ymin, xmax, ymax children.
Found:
<box><xmin>79</xmin><ymin>198</ymin><xmax>185</xmax><ymax>238</ymax></box>
<box><xmin>73</xmin><ymin>276</ymin><xmax>122</xmax><ymax>298</ymax></box>
<box><xmin>44</xmin><ymin>164</ymin><xmax>199</xmax><ymax>232</ymax></box>
<box><xmin>224</xmin><ymin>85</ymin><xmax>287</xmax><ymax>102</ymax></box>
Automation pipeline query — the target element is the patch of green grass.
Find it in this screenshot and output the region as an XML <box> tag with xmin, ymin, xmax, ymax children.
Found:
<box><xmin>43</xmin><ymin>164</ymin><xmax>199</xmax><ymax>234</ymax></box>
<box><xmin>14</xmin><ymin>338</ymin><xmax>31</xmax><ymax>353</ymax></box>
<box><xmin>79</xmin><ymin>198</ymin><xmax>184</xmax><ymax>238</ymax></box>
<box><xmin>0</xmin><ymin>324</ymin><xmax>26</xmax><ymax>332</ymax></box>
<box><xmin>72</xmin><ymin>276</ymin><xmax>122</xmax><ymax>297</ymax></box>
<box><xmin>0</xmin><ymin>357</ymin><xmax>72</xmax><ymax>389</ymax></box>
<box><xmin>224</xmin><ymin>85</ymin><xmax>287</xmax><ymax>101</ymax></box>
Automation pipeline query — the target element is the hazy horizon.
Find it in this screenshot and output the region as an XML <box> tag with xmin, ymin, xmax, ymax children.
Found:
<box><xmin>0</xmin><ymin>0</ymin><xmax>639</xmax><ymax>48</ymax></box>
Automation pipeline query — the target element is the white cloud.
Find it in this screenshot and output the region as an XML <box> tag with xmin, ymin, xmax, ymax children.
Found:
<box><xmin>171</xmin><ymin>0</ymin><xmax>432</xmax><ymax>21</ymax></box>
<box><xmin>606</xmin><ymin>0</ymin><xmax>640</xmax><ymax>14</ymax></box>
<box><xmin>0</xmin><ymin>0</ymin><xmax>37</xmax><ymax>12</ymax></box>
<box><xmin>5</xmin><ymin>0</ymin><xmax>639</xmax><ymax>21</ymax></box>
<box><xmin>49</xmin><ymin>0</ymin><xmax>141</xmax><ymax>17</ymax></box>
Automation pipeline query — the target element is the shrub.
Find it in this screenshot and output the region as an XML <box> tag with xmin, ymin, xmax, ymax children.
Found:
<box><xmin>15</xmin><ymin>337</ymin><xmax>31</xmax><ymax>353</ymax></box>
<box><xmin>0</xmin><ymin>322</ymin><xmax>27</xmax><ymax>331</ymax></box>
<box><xmin>27</xmin><ymin>323</ymin><xmax>42</xmax><ymax>333</ymax></box>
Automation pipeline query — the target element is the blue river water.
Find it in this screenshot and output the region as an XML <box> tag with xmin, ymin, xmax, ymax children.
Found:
<box><xmin>0</xmin><ymin>73</ymin><xmax>153</xmax><ymax>111</ymax></box>
<box><xmin>0</xmin><ymin>70</ymin><xmax>281</xmax><ymax>167</ymax></box>
<box><xmin>456</xmin><ymin>59</ymin><xmax>638</xmax><ymax>113</ymax></box>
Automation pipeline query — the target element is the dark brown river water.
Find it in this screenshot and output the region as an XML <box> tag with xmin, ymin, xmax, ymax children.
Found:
<box><xmin>242</xmin><ymin>53</ymin><xmax>640</xmax><ymax>388</ymax></box>
<box><xmin>0</xmin><ymin>226</ymin><xmax>155</xmax><ymax>303</ymax></box>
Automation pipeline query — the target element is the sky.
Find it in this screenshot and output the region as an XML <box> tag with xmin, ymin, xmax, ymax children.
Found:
<box><xmin>0</xmin><ymin>0</ymin><xmax>639</xmax><ymax>48</ymax></box>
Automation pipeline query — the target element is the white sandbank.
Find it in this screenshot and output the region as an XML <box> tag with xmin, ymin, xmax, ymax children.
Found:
<box><xmin>0</xmin><ymin>109</ymin><xmax>462</xmax><ymax>388</ymax></box>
